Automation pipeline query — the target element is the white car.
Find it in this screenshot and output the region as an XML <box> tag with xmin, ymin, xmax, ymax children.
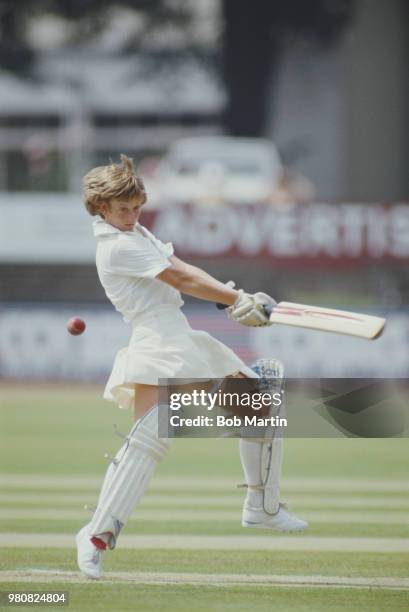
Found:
<box><xmin>151</xmin><ymin>136</ymin><xmax>283</xmax><ymax>205</ymax></box>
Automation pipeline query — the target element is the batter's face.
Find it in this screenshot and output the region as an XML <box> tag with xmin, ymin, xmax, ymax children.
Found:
<box><xmin>100</xmin><ymin>196</ymin><xmax>145</xmax><ymax>232</ymax></box>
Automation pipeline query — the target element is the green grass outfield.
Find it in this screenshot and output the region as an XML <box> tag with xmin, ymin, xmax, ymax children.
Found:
<box><xmin>0</xmin><ymin>384</ymin><xmax>408</xmax><ymax>612</ymax></box>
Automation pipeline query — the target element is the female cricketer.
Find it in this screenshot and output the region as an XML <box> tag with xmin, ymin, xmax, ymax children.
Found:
<box><xmin>76</xmin><ymin>155</ymin><xmax>307</xmax><ymax>579</ymax></box>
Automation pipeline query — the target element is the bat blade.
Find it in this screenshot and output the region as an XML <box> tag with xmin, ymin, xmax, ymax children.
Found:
<box><xmin>270</xmin><ymin>302</ymin><xmax>386</xmax><ymax>339</ymax></box>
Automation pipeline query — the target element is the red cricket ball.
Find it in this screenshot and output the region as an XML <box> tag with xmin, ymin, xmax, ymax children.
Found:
<box><xmin>67</xmin><ymin>316</ymin><xmax>86</xmax><ymax>335</ymax></box>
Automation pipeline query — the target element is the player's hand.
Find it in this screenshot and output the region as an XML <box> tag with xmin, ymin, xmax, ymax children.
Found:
<box><xmin>254</xmin><ymin>292</ymin><xmax>277</xmax><ymax>312</ymax></box>
<box><xmin>227</xmin><ymin>290</ymin><xmax>276</xmax><ymax>327</ymax></box>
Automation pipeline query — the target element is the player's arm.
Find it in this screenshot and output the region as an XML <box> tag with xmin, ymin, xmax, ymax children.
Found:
<box><xmin>157</xmin><ymin>255</ymin><xmax>238</xmax><ymax>306</ymax></box>
<box><xmin>157</xmin><ymin>256</ymin><xmax>275</xmax><ymax>327</ymax></box>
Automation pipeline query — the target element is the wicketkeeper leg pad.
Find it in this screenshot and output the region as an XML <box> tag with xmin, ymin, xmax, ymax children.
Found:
<box><xmin>88</xmin><ymin>405</ymin><xmax>170</xmax><ymax>548</ymax></box>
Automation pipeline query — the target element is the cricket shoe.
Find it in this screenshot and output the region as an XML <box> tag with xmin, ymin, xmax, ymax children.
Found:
<box><xmin>76</xmin><ymin>525</ymin><xmax>105</xmax><ymax>579</ymax></box>
<box><xmin>242</xmin><ymin>503</ymin><xmax>308</xmax><ymax>532</ymax></box>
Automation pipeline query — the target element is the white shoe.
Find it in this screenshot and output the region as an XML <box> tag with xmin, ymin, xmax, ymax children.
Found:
<box><xmin>242</xmin><ymin>503</ymin><xmax>309</xmax><ymax>532</ymax></box>
<box><xmin>76</xmin><ymin>525</ymin><xmax>105</xmax><ymax>579</ymax></box>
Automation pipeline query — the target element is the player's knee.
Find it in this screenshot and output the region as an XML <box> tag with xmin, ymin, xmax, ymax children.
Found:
<box><xmin>128</xmin><ymin>405</ymin><xmax>171</xmax><ymax>462</ymax></box>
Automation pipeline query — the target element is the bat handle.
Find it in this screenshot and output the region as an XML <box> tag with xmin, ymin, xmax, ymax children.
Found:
<box><xmin>216</xmin><ymin>302</ymin><xmax>273</xmax><ymax>316</ymax></box>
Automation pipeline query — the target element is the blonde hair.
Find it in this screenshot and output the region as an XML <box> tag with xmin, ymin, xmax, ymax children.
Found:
<box><xmin>83</xmin><ymin>154</ymin><xmax>147</xmax><ymax>217</ymax></box>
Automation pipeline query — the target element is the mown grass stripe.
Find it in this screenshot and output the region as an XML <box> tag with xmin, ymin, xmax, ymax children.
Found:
<box><xmin>1</xmin><ymin>493</ymin><xmax>408</xmax><ymax>510</ymax></box>
<box><xmin>1</xmin><ymin>533</ymin><xmax>409</xmax><ymax>552</ymax></box>
<box><xmin>1</xmin><ymin>508</ymin><xmax>409</xmax><ymax>525</ymax></box>
<box><xmin>1</xmin><ymin>474</ymin><xmax>408</xmax><ymax>492</ymax></box>
<box><xmin>2</xmin><ymin>521</ymin><xmax>408</xmax><ymax>539</ymax></box>
<box><xmin>3</xmin><ymin>486</ymin><xmax>409</xmax><ymax>500</ymax></box>
<box><xmin>1</xmin><ymin>570</ymin><xmax>409</xmax><ymax>590</ymax></box>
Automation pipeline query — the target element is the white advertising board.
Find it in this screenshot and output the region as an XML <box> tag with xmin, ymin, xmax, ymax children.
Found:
<box><xmin>0</xmin><ymin>304</ymin><xmax>406</xmax><ymax>381</ymax></box>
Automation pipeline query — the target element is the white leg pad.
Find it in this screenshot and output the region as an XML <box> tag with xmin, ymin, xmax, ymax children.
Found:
<box><xmin>261</xmin><ymin>435</ymin><xmax>283</xmax><ymax>515</ymax></box>
<box><xmin>240</xmin><ymin>358</ymin><xmax>285</xmax><ymax>515</ymax></box>
<box><xmin>88</xmin><ymin>406</ymin><xmax>170</xmax><ymax>548</ymax></box>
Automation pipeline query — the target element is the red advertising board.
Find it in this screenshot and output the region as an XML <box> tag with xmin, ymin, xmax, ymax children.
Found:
<box><xmin>143</xmin><ymin>202</ymin><xmax>409</xmax><ymax>266</ymax></box>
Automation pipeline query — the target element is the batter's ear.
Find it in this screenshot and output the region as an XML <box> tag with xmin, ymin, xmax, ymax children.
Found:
<box><xmin>99</xmin><ymin>201</ymin><xmax>110</xmax><ymax>217</ymax></box>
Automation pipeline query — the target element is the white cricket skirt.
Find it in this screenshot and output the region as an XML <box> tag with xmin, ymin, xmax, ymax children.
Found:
<box><xmin>104</xmin><ymin>304</ymin><xmax>256</xmax><ymax>409</ymax></box>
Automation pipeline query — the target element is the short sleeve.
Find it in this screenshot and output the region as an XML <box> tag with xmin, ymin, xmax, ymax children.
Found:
<box><xmin>141</xmin><ymin>227</ymin><xmax>174</xmax><ymax>259</ymax></box>
<box><xmin>109</xmin><ymin>236</ymin><xmax>171</xmax><ymax>279</ymax></box>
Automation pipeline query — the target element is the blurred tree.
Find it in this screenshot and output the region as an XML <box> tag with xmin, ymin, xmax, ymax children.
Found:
<box><xmin>222</xmin><ymin>0</ymin><xmax>356</xmax><ymax>136</ymax></box>
<box><xmin>0</xmin><ymin>1</ymin><xmax>34</xmax><ymax>75</ymax></box>
<box><xmin>0</xmin><ymin>0</ymin><xmax>198</xmax><ymax>82</ymax></box>
<box><xmin>0</xmin><ymin>0</ymin><xmax>355</xmax><ymax>135</ymax></box>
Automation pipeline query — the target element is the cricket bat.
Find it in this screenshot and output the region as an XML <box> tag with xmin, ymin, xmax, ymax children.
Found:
<box><xmin>268</xmin><ymin>302</ymin><xmax>385</xmax><ymax>339</ymax></box>
<box><xmin>217</xmin><ymin>301</ymin><xmax>385</xmax><ymax>339</ymax></box>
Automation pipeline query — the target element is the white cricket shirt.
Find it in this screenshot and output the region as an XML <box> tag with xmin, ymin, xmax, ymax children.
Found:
<box><xmin>93</xmin><ymin>218</ymin><xmax>183</xmax><ymax>323</ymax></box>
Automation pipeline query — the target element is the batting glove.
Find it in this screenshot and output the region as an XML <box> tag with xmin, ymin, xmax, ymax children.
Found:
<box><xmin>227</xmin><ymin>290</ymin><xmax>275</xmax><ymax>327</ymax></box>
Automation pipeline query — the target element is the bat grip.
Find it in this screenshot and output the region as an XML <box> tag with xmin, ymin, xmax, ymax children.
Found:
<box><xmin>216</xmin><ymin>302</ymin><xmax>272</xmax><ymax>316</ymax></box>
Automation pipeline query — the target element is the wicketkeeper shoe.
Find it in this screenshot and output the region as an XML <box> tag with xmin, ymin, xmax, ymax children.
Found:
<box><xmin>76</xmin><ymin>525</ymin><xmax>105</xmax><ymax>579</ymax></box>
<box><xmin>242</xmin><ymin>503</ymin><xmax>308</xmax><ymax>532</ymax></box>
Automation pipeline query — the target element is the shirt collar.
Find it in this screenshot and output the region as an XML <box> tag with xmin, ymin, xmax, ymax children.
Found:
<box><xmin>92</xmin><ymin>218</ymin><xmax>142</xmax><ymax>238</ymax></box>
